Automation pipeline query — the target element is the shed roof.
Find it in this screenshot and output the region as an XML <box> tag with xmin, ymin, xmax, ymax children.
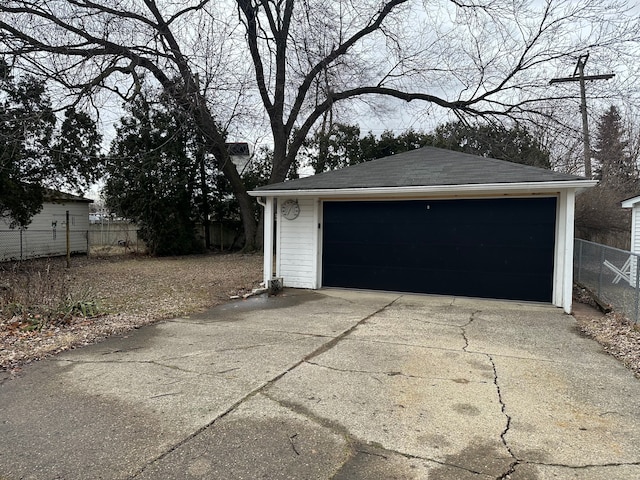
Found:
<box><xmin>255</xmin><ymin>147</ymin><xmax>589</xmax><ymax>194</ymax></box>
<box><xmin>44</xmin><ymin>188</ymin><xmax>93</xmax><ymax>203</ymax></box>
<box><xmin>621</xmin><ymin>195</ymin><xmax>640</xmax><ymax>208</ymax></box>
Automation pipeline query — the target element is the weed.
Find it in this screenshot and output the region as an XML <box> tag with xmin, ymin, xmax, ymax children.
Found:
<box><xmin>0</xmin><ymin>259</ymin><xmax>101</xmax><ymax>329</ymax></box>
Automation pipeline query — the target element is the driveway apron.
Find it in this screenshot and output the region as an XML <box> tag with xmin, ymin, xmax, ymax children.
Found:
<box><xmin>1</xmin><ymin>289</ymin><xmax>639</xmax><ymax>480</ymax></box>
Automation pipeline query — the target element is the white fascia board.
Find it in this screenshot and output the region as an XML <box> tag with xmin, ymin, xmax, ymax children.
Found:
<box><xmin>621</xmin><ymin>195</ymin><xmax>640</xmax><ymax>208</ymax></box>
<box><xmin>249</xmin><ymin>180</ymin><xmax>598</xmax><ymax>198</ymax></box>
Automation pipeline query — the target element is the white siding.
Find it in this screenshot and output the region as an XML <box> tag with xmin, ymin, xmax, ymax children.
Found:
<box><xmin>628</xmin><ymin>206</ymin><xmax>640</xmax><ymax>286</ymax></box>
<box><xmin>0</xmin><ymin>201</ymin><xmax>90</xmax><ymax>261</ymax></box>
<box><xmin>632</xmin><ymin>206</ymin><xmax>640</xmax><ymax>254</ymax></box>
<box><xmin>276</xmin><ymin>198</ymin><xmax>318</xmax><ymax>289</ymax></box>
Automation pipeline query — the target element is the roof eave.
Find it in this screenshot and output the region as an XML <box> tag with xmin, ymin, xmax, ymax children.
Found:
<box><xmin>621</xmin><ymin>195</ymin><xmax>640</xmax><ymax>208</ymax></box>
<box><xmin>249</xmin><ymin>180</ymin><xmax>598</xmax><ymax>198</ymax></box>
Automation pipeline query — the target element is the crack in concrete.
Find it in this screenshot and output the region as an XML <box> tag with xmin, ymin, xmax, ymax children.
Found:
<box><xmin>336</xmin><ymin>336</ymin><xmax>480</xmax><ymax>356</ymax></box>
<box><xmin>457</xmin><ymin>310</ymin><xmax>521</xmax><ymax>480</ymax></box>
<box><xmin>304</xmin><ymin>360</ymin><xmax>489</xmax><ymax>384</ymax></box>
<box><xmin>259</xmin><ymin>328</ymin><xmax>334</xmax><ymax>339</ymax></box>
<box><xmin>54</xmin><ymin>356</ymin><xmax>239</xmax><ymax>381</ymax></box>
<box><xmin>460</xmin><ymin>310</ymin><xmax>480</xmax><ymax>352</ymax></box>
<box><xmin>128</xmin><ymin>295</ymin><xmax>403</xmax><ymax>479</ymax></box>
<box><xmin>215</xmin><ymin>343</ymin><xmax>268</xmax><ymax>352</ymax></box>
<box><xmin>487</xmin><ymin>354</ymin><xmax>519</xmax><ymax>480</ymax></box>
<box><xmin>267</xmin><ymin>394</ymin><xmax>489</xmax><ymax>479</ymax></box>
<box><xmin>527</xmin><ymin>460</ymin><xmax>640</xmax><ymax>469</ymax></box>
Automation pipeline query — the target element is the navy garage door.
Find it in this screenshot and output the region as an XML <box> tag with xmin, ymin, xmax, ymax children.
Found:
<box><xmin>322</xmin><ymin>197</ymin><xmax>557</xmax><ymax>302</ymax></box>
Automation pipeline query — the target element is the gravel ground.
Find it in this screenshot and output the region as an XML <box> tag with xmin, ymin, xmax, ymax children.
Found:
<box><xmin>0</xmin><ymin>253</ymin><xmax>263</xmax><ymax>374</ymax></box>
<box><xmin>1</xmin><ymin>256</ymin><xmax>639</xmax><ymax>380</ymax></box>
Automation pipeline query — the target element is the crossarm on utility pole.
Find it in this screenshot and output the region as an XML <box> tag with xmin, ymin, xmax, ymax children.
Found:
<box><xmin>549</xmin><ymin>53</ymin><xmax>615</xmax><ymax>179</ymax></box>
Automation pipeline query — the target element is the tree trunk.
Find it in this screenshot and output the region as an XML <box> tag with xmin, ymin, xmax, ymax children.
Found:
<box><xmin>187</xmin><ymin>97</ymin><xmax>258</xmax><ymax>251</ymax></box>
<box><xmin>197</xmin><ymin>144</ymin><xmax>211</xmax><ymax>249</ymax></box>
<box><xmin>216</xmin><ymin>150</ymin><xmax>257</xmax><ymax>251</ymax></box>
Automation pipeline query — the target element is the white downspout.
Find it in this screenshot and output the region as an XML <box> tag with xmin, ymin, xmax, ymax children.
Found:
<box><xmin>258</xmin><ymin>197</ymin><xmax>275</xmax><ymax>285</ymax></box>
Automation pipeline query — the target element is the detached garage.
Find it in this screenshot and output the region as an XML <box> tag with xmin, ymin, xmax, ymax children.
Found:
<box><xmin>250</xmin><ymin>147</ymin><xmax>596</xmax><ymax>312</ymax></box>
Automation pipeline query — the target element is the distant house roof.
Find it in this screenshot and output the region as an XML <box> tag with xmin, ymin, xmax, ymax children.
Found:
<box><xmin>254</xmin><ymin>147</ymin><xmax>590</xmax><ymax>196</ymax></box>
<box><xmin>44</xmin><ymin>188</ymin><xmax>93</xmax><ymax>203</ymax></box>
<box><xmin>226</xmin><ymin>142</ymin><xmax>250</xmax><ymax>156</ymax></box>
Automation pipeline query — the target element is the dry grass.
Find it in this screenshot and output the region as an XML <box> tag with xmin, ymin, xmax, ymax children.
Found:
<box><xmin>0</xmin><ymin>253</ymin><xmax>263</xmax><ymax>373</ymax></box>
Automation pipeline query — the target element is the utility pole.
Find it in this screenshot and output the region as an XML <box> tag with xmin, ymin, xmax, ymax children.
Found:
<box><xmin>549</xmin><ymin>53</ymin><xmax>614</xmax><ymax>178</ymax></box>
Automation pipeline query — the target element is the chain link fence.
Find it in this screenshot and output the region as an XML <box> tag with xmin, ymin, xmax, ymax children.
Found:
<box><xmin>1</xmin><ymin>222</ymin><xmax>144</xmax><ymax>261</ymax></box>
<box><xmin>0</xmin><ymin>229</ymin><xmax>89</xmax><ymax>262</ymax></box>
<box><xmin>574</xmin><ymin>238</ymin><xmax>640</xmax><ymax>323</ymax></box>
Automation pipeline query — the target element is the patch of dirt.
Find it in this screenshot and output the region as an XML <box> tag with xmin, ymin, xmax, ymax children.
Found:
<box><xmin>0</xmin><ymin>253</ymin><xmax>263</xmax><ymax>374</ymax></box>
<box><xmin>572</xmin><ymin>285</ymin><xmax>640</xmax><ymax>378</ymax></box>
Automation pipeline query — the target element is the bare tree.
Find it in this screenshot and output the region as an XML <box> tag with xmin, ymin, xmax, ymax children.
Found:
<box><xmin>1</xmin><ymin>0</ymin><xmax>638</xmax><ymax>248</ymax></box>
<box><xmin>0</xmin><ymin>0</ymin><xmax>262</xmax><ymax>246</ymax></box>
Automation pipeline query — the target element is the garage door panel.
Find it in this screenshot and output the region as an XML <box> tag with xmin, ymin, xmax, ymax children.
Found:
<box><xmin>324</xmin><ymin>241</ymin><xmax>554</xmax><ymax>272</ymax></box>
<box><xmin>322</xmin><ymin>198</ymin><xmax>556</xmax><ymax>302</ymax></box>
<box><xmin>322</xmin><ymin>264</ymin><xmax>551</xmax><ymax>302</ymax></box>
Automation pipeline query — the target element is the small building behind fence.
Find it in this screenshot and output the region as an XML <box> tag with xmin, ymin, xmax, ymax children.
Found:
<box><xmin>0</xmin><ymin>190</ymin><xmax>92</xmax><ymax>262</ymax></box>
<box><xmin>574</xmin><ymin>238</ymin><xmax>640</xmax><ymax>323</ymax></box>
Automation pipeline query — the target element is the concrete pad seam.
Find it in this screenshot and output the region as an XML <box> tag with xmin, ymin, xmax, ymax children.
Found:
<box><xmin>128</xmin><ymin>295</ymin><xmax>403</xmax><ymax>479</ymax></box>
<box><xmin>298</xmin><ymin>295</ymin><xmax>404</xmax><ymax>364</ymax></box>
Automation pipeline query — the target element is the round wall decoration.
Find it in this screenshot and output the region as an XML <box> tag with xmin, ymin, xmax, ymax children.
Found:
<box><xmin>281</xmin><ymin>199</ymin><xmax>300</xmax><ymax>220</ymax></box>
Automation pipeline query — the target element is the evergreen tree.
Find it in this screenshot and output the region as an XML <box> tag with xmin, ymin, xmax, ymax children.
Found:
<box><xmin>0</xmin><ymin>59</ymin><xmax>102</xmax><ymax>227</ymax></box>
<box><xmin>431</xmin><ymin>121</ymin><xmax>551</xmax><ymax>169</ymax></box>
<box><xmin>104</xmin><ymin>96</ymin><xmax>208</xmax><ymax>256</ymax></box>
<box><xmin>359</xmin><ymin>129</ymin><xmax>435</xmax><ymax>163</ymax></box>
<box><xmin>302</xmin><ymin>120</ymin><xmax>549</xmax><ymax>174</ymax></box>
<box><xmin>593</xmin><ymin>106</ymin><xmax>638</xmax><ymax>192</ymax></box>
<box><xmin>304</xmin><ymin>125</ymin><xmax>433</xmax><ymax>174</ymax></box>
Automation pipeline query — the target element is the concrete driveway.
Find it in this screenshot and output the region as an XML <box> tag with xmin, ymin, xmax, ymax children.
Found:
<box><xmin>1</xmin><ymin>289</ymin><xmax>639</xmax><ymax>480</ymax></box>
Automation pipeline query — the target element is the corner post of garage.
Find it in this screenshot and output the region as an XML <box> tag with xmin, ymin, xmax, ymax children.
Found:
<box><xmin>554</xmin><ymin>189</ymin><xmax>576</xmax><ymax>313</ymax></box>
<box><xmin>260</xmin><ymin>196</ymin><xmax>275</xmax><ymax>284</ymax></box>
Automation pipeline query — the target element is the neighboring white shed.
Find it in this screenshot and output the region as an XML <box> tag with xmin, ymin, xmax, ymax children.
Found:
<box><xmin>250</xmin><ymin>147</ymin><xmax>596</xmax><ymax>313</ymax></box>
<box><xmin>0</xmin><ymin>189</ymin><xmax>92</xmax><ymax>261</ymax></box>
<box><xmin>621</xmin><ymin>195</ymin><xmax>640</xmax><ymax>253</ymax></box>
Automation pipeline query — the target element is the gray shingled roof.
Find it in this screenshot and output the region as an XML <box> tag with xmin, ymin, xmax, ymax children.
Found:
<box><xmin>255</xmin><ymin>146</ymin><xmax>585</xmax><ymax>191</ymax></box>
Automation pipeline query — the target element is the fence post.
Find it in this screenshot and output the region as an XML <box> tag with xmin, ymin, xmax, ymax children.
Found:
<box><xmin>635</xmin><ymin>254</ymin><xmax>640</xmax><ymax>324</ymax></box>
<box><xmin>577</xmin><ymin>240</ymin><xmax>583</xmax><ymax>284</ymax></box>
<box><xmin>66</xmin><ymin>210</ymin><xmax>70</xmax><ymax>268</ymax></box>
<box><xmin>598</xmin><ymin>245</ymin><xmax>605</xmax><ymax>298</ymax></box>
<box><xmin>20</xmin><ymin>229</ymin><xmax>23</xmax><ymax>260</ymax></box>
